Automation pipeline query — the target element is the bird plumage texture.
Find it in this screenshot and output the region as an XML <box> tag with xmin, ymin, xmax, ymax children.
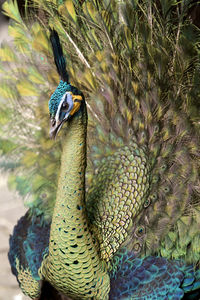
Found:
<box><xmin>0</xmin><ymin>0</ymin><xmax>200</xmax><ymax>299</ymax></box>
<box><xmin>109</xmin><ymin>249</ymin><xmax>200</xmax><ymax>299</ymax></box>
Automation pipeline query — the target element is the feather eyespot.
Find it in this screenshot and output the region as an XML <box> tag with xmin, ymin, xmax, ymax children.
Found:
<box><xmin>133</xmin><ymin>242</ymin><xmax>142</xmax><ymax>252</ymax></box>
<box><xmin>41</xmin><ymin>193</ymin><xmax>47</xmax><ymax>199</ymax></box>
<box><xmin>164</xmin><ymin>186</ymin><xmax>170</xmax><ymax>193</ymax></box>
<box><xmin>152</xmin><ymin>175</ymin><xmax>159</xmax><ymax>183</ymax></box>
<box><xmin>150</xmin><ymin>193</ymin><xmax>158</xmax><ymax>201</ymax></box>
<box><xmin>128</xmin><ymin>128</ymin><xmax>133</xmax><ymax>136</ymax></box>
<box><xmin>135</xmin><ymin>226</ymin><xmax>145</xmax><ymax>237</ymax></box>
<box><xmin>144</xmin><ymin>198</ymin><xmax>151</xmax><ymax>208</ymax></box>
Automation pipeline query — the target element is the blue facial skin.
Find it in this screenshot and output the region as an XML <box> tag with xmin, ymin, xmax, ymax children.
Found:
<box><xmin>49</xmin><ymin>80</ymin><xmax>72</xmax><ymax>117</ymax></box>
<box><xmin>49</xmin><ymin>80</ymin><xmax>84</xmax><ymax>118</ymax></box>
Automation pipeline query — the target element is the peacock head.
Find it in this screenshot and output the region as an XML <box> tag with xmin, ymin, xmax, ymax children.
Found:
<box><xmin>49</xmin><ymin>80</ymin><xmax>84</xmax><ymax>138</ymax></box>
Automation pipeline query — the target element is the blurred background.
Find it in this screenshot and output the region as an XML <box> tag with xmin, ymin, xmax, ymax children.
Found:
<box><xmin>0</xmin><ymin>1</ymin><xmax>28</xmax><ymax>299</ymax></box>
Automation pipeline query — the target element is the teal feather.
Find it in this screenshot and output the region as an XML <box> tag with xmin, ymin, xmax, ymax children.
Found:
<box><xmin>8</xmin><ymin>211</ymin><xmax>50</xmax><ymax>284</ymax></box>
<box><xmin>49</xmin><ymin>80</ymin><xmax>72</xmax><ymax>117</ymax></box>
<box><xmin>109</xmin><ymin>249</ymin><xmax>200</xmax><ymax>299</ymax></box>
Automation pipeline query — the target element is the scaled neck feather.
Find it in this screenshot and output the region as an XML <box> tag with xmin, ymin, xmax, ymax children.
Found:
<box><xmin>41</xmin><ymin>103</ymin><xmax>110</xmax><ymax>299</ymax></box>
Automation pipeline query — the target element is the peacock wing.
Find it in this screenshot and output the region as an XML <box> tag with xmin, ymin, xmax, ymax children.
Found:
<box><xmin>109</xmin><ymin>249</ymin><xmax>200</xmax><ymax>299</ymax></box>
<box><xmin>8</xmin><ymin>210</ymin><xmax>68</xmax><ymax>299</ymax></box>
<box><xmin>8</xmin><ymin>210</ymin><xmax>50</xmax><ymax>298</ymax></box>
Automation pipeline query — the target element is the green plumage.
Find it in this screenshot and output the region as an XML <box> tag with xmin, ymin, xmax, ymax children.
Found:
<box><xmin>1</xmin><ymin>0</ymin><xmax>200</xmax><ymax>299</ymax></box>
<box><xmin>88</xmin><ymin>142</ymin><xmax>150</xmax><ymax>261</ymax></box>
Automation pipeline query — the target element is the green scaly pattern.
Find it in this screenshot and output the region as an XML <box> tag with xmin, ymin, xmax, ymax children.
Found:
<box><xmin>88</xmin><ymin>142</ymin><xmax>150</xmax><ymax>261</ymax></box>
<box><xmin>41</xmin><ymin>105</ymin><xmax>110</xmax><ymax>299</ymax></box>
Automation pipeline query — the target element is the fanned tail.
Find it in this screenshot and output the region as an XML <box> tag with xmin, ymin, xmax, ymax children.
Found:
<box><xmin>50</xmin><ymin>29</ymin><xmax>69</xmax><ymax>83</ymax></box>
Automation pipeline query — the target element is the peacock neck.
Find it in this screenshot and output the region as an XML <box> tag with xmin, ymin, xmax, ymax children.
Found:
<box><xmin>41</xmin><ymin>103</ymin><xmax>110</xmax><ymax>299</ymax></box>
<box><xmin>57</xmin><ymin>103</ymin><xmax>87</xmax><ymax>212</ymax></box>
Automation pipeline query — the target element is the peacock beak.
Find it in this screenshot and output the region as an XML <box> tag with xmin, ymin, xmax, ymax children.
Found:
<box><xmin>49</xmin><ymin>119</ymin><xmax>64</xmax><ymax>139</ymax></box>
<box><xmin>49</xmin><ymin>92</ymin><xmax>73</xmax><ymax>139</ymax></box>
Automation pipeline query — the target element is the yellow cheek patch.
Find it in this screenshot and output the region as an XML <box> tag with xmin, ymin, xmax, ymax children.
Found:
<box><xmin>70</xmin><ymin>95</ymin><xmax>83</xmax><ymax>116</ymax></box>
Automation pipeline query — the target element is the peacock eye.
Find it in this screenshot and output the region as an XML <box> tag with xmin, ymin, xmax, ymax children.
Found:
<box><xmin>51</xmin><ymin>118</ymin><xmax>56</xmax><ymax>127</ymax></box>
<box><xmin>62</xmin><ymin>102</ymin><xmax>67</xmax><ymax>107</ymax></box>
<box><xmin>61</xmin><ymin>101</ymin><xmax>69</xmax><ymax>112</ymax></box>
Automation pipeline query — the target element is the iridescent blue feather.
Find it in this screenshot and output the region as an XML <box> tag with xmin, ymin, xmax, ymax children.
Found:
<box><xmin>109</xmin><ymin>249</ymin><xmax>200</xmax><ymax>299</ymax></box>
<box><xmin>49</xmin><ymin>80</ymin><xmax>84</xmax><ymax>117</ymax></box>
<box><xmin>8</xmin><ymin>211</ymin><xmax>50</xmax><ymax>282</ymax></box>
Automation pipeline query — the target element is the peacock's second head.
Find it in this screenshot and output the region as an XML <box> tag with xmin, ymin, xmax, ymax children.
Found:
<box><xmin>49</xmin><ymin>80</ymin><xmax>84</xmax><ymax>138</ymax></box>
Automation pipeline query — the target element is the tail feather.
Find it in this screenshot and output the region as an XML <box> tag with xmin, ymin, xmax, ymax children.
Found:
<box><xmin>50</xmin><ymin>29</ymin><xmax>69</xmax><ymax>83</ymax></box>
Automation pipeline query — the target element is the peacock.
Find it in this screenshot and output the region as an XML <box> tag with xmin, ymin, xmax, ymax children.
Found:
<box><xmin>0</xmin><ymin>0</ymin><xmax>200</xmax><ymax>299</ymax></box>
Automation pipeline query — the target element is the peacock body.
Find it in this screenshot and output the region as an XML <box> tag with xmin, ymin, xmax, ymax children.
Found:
<box><xmin>1</xmin><ymin>0</ymin><xmax>200</xmax><ymax>299</ymax></box>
